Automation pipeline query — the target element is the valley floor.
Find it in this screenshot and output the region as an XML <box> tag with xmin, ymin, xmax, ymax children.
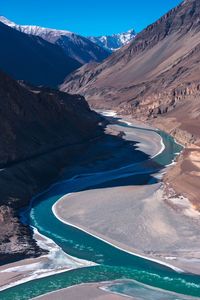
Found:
<box><xmin>1</xmin><ymin>114</ymin><xmax>200</xmax><ymax>296</ymax></box>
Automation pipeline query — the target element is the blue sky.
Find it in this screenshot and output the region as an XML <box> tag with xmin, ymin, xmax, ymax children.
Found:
<box><xmin>1</xmin><ymin>0</ymin><xmax>182</xmax><ymax>36</ymax></box>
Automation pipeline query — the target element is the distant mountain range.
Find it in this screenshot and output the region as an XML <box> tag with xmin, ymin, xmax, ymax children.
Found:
<box><xmin>0</xmin><ymin>20</ymin><xmax>81</xmax><ymax>87</ymax></box>
<box><xmin>0</xmin><ymin>16</ymin><xmax>137</xmax><ymax>87</ymax></box>
<box><xmin>88</xmin><ymin>29</ymin><xmax>136</xmax><ymax>51</ymax></box>
<box><xmin>0</xmin><ymin>16</ymin><xmax>110</xmax><ymax>87</ymax></box>
<box><xmin>0</xmin><ymin>16</ymin><xmax>110</xmax><ymax>65</ymax></box>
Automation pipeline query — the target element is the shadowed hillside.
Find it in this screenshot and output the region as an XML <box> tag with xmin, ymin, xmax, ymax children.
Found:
<box><xmin>0</xmin><ymin>21</ymin><xmax>81</xmax><ymax>87</ymax></box>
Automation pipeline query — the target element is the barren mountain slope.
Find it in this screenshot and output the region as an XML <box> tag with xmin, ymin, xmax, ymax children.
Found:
<box><xmin>0</xmin><ymin>72</ymin><xmax>102</xmax><ymax>166</ymax></box>
<box><xmin>61</xmin><ymin>0</ymin><xmax>200</xmax><ymax>141</ymax></box>
<box><xmin>0</xmin><ymin>16</ymin><xmax>110</xmax><ymax>65</ymax></box>
<box><xmin>0</xmin><ymin>21</ymin><xmax>81</xmax><ymax>87</ymax></box>
<box><xmin>61</xmin><ymin>0</ymin><xmax>200</xmax><ymax>211</ymax></box>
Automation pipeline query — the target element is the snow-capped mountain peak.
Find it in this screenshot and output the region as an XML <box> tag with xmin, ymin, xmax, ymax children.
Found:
<box><xmin>19</xmin><ymin>25</ymin><xmax>72</xmax><ymax>36</ymax></box>
<box><xmin>0</xmin><ymin>17</ymin><xmax>73</xmax><ymax>40</ymax></box>
<box><xmin>0</xmin><ymin>16</ymin><xmax>16</xmax><ymax>27</ymax></box>
<box><xmin>88</xmin><ymin>29</ymin><xmax>136</xmax><ymax>52</ymax></box>
<box><xmin>0</xmin><ymin>16</ymin><xmax>110</xmax><ymax>64</ymax></box>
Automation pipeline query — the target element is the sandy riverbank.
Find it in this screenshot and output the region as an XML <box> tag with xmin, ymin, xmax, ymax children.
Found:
<box><xmin>102</xmin><ymin>110</ymin><xmax>163</xmax><ymax>158</ymax></box>
<box><xmin>106</xmin><ymin>123</ymin><xmax>163</xmax><ymax>158</ymax></box>
<box><xmin>33</xmin><ymin>283</ymin><xmax>130</xmax><ymax>300</ymax></box>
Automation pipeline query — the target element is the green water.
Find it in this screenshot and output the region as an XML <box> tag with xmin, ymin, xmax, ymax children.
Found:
<box><xmin>1</xmin><ymin>266</ymin><xmax>200</xmax><ymax>300</ymax></box>
<box><xmin>1</xmin><ymin>120</ymin><xmax>200</xmax><ymax>300</ymax></box>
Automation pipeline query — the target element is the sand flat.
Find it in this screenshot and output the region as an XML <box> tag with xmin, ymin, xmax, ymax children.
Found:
<box><xmin>33</xmin><ymin>278</ymin><xmax>200</xmax><ymax>300</ymax></box>
<box><xmin>106</xmin><ymin>123</ymin><xmax>162</xmax><ymax>158</ymax></box>
<box><xmin>54</xmin><ymin>183</ymin><xmax>200</xmax><ymax>274</ymax></box>
<box><xmin>33</xmin><ymin>283</ymin><xmax>130</xmax><ymax>300</ymax></box>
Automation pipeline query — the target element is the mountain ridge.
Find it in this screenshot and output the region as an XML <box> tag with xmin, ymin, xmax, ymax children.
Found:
<box><xmin>0</xmin><ymin>20</ymin><xmax>81</xmax><ymax>87</ymax></box>
<box><xmin>88</xmin><ymin>29</ymin><xmax>136</xmax><ymax>52</ymax></box>
<box><xmin>0</xmin><ymin>16</ymin><xmax>111</xmax><ymax>65</ymax></box>
<box><xmin>61</xmin><ymin>0</ymin><xmax>200</xmax><ymax>144</ymax></box>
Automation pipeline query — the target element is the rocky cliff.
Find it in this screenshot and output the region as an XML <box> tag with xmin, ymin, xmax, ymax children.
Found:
<box><xmin>0</xmin><ymin>71</ymin><xmax>103</xmax><ymax>262</ymax></box>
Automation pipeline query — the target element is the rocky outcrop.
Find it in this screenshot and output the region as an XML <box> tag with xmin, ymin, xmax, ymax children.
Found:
<box><xmin>0</xmin><ymin>205</ymin><xmax>44</xmax><ymax>263</ymax></box>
